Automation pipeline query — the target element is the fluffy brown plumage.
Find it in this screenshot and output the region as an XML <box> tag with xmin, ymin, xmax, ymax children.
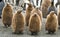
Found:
<box><xmin>29</xmin><ymin>13</ymin><xmax>41</xmax><ymax>35</ymax></box>
<box><xmin>25</xmin><ymin>3</ymin><xmax>34</xmax><ymax>26</ymax></box>
<box><xmin>45</xmin><ymin>11</ymin><xmax>58</xmax><ymax>34</ymax></box>
<box><xmin>11</xmin><ymin>10</ymin><xmax>24</xmax><ymax>34</ymax></box>
<box><xmin>41</xmin><ymin>0</ymin><xmax>51</xmax><ymax>18</ymax></box>
<box><xmin>2</xmin><ymin>3</ymin><xmax>13</xmax><ymax>27</ymax></box>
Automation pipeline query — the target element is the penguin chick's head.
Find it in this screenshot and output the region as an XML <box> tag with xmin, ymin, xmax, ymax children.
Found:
<box><xmin>17</xmin><ymin>8</ymin><xmax>23</xmax><ymax>14</ymax></box>
<box><xmin>36</xmin><ymin>6</ymin><xmax>39</xmax><ymax>10</ymax></box>
<box><xmin>6</xmin><ymin>3</ymin><xmax>11</xmax><ymax>7</ymax></box>
<box><xmin>17</xmin><ymin>10</ymin><xmax>22</xmax><ymax>14</ymax></box>
<box><xmin>50</xmin><ymin>11</ymin><xmax>55</xmax><ymax>16</ymax></box>
<box><xmin>33</xmin><ymin>13</ymin><xmax>38</xmax><ymax>17</ymax></box>
<box><xmin>33</xmin><ymin>14</ymin><xmax>37</xmax><ymax>17</ymax></box>
<box><xmin>28</xmin><ymin>3</ymin><xmax>33</xmax><ymax>7</ymax></box>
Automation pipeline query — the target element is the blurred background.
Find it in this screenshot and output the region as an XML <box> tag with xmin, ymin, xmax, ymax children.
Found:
<box><xmin>0</xmin><ymin>0</ymin><xmax>59</xmax><ymax>18</ymax></box>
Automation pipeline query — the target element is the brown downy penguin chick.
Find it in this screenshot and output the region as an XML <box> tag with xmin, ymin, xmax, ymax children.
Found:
<box><xmin>29</xmin><ymin>13</ymin><xmax>41</xmax><ymax>35</ymax></box>
<box><xmin>2</xmin><ymin>3</ymin><xmax>13</xmax><ymax>28</ymax></box>
<box><xmin>25</xmin><ymin>3</ymin><xmax>34</xmax><ymax>26</ymax></box>
<box><xmin>45</xmin><ymin>11</ymin><xmax>58</xmax><ymax>34</ymax></box>
<box><xmin>41</xmin><ymin>0</ymin><xmax>51</xmax><ymax>18</ymax></box>
<box><xmin>11</xmin><ymin>10</ymin><xmax>24</xmax><ymax>34</ymax></box>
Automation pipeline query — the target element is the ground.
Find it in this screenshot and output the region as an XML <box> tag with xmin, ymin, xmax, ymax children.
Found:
<box><xmin>0</xmin><ymin>12</ymin><xmax>60</xmax><ymax>37</ymax></box>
